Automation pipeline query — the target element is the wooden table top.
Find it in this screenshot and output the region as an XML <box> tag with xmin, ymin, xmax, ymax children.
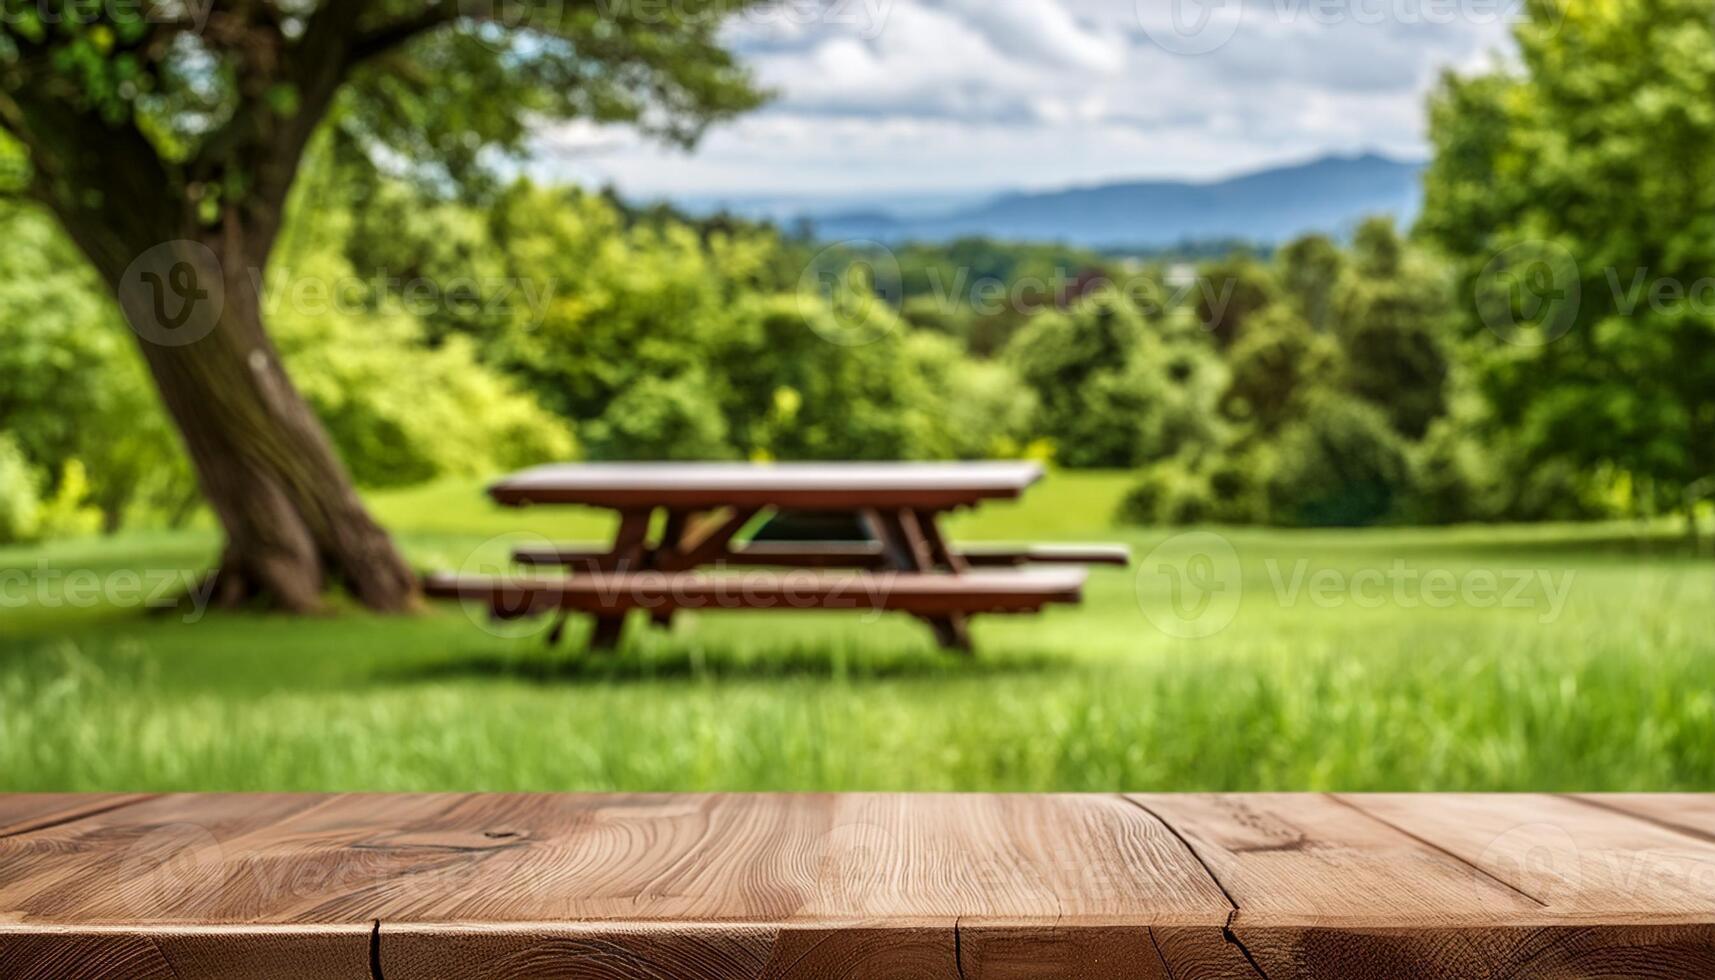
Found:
<box><xmin>3</xmin><ymin>793</ymin><xmax>1713</xmax><ymax>979</ymax></box>
<box><xmin>488</xmin><ymin>461</ymin><xmax>1045</xmax><ymax>510</ymax></box>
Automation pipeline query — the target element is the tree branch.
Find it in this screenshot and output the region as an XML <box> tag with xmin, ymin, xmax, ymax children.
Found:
<box><xmin>349</xmin><ymin>1</ymin><xmax>460</xmax><ymax>63</ymax></box>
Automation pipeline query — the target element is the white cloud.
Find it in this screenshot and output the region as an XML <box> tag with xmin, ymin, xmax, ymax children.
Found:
<box><xmin>531</xmin><ymin>0</ymin><xmax>1522</xmax><ymax>195</ymax></box>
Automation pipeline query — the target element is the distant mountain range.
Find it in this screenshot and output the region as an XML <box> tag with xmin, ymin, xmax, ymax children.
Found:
<box><xmin>677</xmin><ymin>152</ymin><xmax>1426</xmax><ymax>249</ymax></box>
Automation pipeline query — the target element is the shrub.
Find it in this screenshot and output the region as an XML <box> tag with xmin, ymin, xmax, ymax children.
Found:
<box><xmin>273</xmin><ymin>254</ymin><xmax>575</xmax><ymax>487</ymax></box>
<box><xmin>0</xmin><ymin>435</ymin><xmax>42</xmax><ymax>545</ymax></box>
<box><xmin>583</xmin><ymin>372</ymin><xmax>734</xmax><ymax>461</ymax></box>
<box><xmin>1008</xmin><ymin>290</ymin><xmax>1224</xmax><ymax>468</ymax></box>
<box><xmin>1266</xmin><ymin>397</ymin><xmax>1413</xmax><ymax>527</ymax></box>
<box><xmin>1402</xmin><ymin>420</ymin><xmax>1500</xmax><ymax>524</ymax></box>
<box><xmin>1115</xmin><ymin>461</ymin><xmax>1215</xmax><ymax>527</ymax></box>
<box><xmin>1220</xmin><ymin>306</ymin><xmax>1340</xmax><ymax>434</ymax></box>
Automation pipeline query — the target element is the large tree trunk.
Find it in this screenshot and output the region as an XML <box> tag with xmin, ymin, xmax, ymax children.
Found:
<box><xmin>69</xmin><ymin>211</ymin><xmax>418</xmax><ymax>613</ymax></box>
<box><xmin>5</xmin><ymin>0</ymin><xmax>415</xmax><ymax>612</ymax></box>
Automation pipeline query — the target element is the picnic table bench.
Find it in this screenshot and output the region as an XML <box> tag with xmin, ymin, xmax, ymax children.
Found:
<box><xmin>5</xmin><ymin>792</ymin><xmax>1714</xmax><ymax>978</ymax></box>
<box><xmin>425</xmin><ymin>461</ymin><xmax>1127</xmax><ymax>652</ymax></box>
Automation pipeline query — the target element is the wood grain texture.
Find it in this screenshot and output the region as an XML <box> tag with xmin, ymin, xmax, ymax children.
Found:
<box><xmin>0</xmin><ymin>795</ymin><xmax>153</xmax><ymax>840</ymax></box>
<box><xmin>1133</xmin><ymin>793</ymin><xmax>1715</xmax><ymax>978</ymax></box>
<box><xmin>1346</xmin><ymin>793</ymin><xmax>1715</xmax><ymax>919</ymax></box>
<box><xmin>423</xmin><ymin>569</ymin><xmax>1088</xmax><ymax>617</ymax></box>
<box><xmin>4</xmin><ymin>793</ymin><xmax>1715</xmax><ymax>979</ymax></box>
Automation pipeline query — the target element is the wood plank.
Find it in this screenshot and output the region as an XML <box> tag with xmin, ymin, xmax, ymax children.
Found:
<box><xmin>5</xmin><ymin>793</ymin><xmax>1715</xmax><ymax>978</ymax></box>
<box><xmin>0</xmin><ymin>795</ymin><xmax>152</xmax><ymax>840</ymax></box>
<box><xmin>489</xmin><ymin>461</ymin><xmax>1042</xmax><ymax>510</ymax></box>
<box><xmin>515</xmin><ymin>542</ymin><xmax>1131</xmax><ymax>570</ymax></box>
<box><xmin>1136</xmin><ymin>793</ymin><xmax>1715</xmax><ymax>978</ymax></box>
<box><xmin>1347</xmin><ymin>793</ymin><xmax>1715</xmax><ymax>918</ymax></box>
<box><xmin>1571</xmin><ymin>793</ymin><xmax>1715</xmax><ymax>846</ymax></box>
<box><xmin>424</xmin><ymin>569</ymin><xmax>1087</xmax><ymax>617</ymax></box>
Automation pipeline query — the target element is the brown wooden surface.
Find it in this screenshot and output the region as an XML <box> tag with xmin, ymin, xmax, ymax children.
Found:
<box><xmin>488</xmin><ymin>462</ymin><xmax>1044</xmax><ymax>510</ymax></box>
<box><xmin>5</xmin><ymin>794</ymin><xmax>1713</xmax><ymax>978</ymax></box>
<box><xmin>423</xmin><ymin>569</ymin><xmax>1088</xmax><ymax>618</ymax></box>
<box><xmin>513</xmin><ymin>540</ymin><xmax>1131</xmax><ymax>570</ymax></box>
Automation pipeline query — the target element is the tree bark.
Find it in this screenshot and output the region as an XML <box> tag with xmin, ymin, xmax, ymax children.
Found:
<box><xmin>5</xmin><ymin>1</ymin><xmax>424</xmax><ymax>613</ymax></box>
<box><xmin>67</xmin><ymin>207</ymin><xmax>417</xmax><ymax>614</ymax></box>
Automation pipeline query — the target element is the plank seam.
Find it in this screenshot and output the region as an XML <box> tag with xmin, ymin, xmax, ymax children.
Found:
<box><xmin>953</xmin><ymin>916</ymin><xmax>968</xmax><ymax>980</ymax></box>
<box><xmin>369</xmin><ymin>919</ymin><xmax>385</xmax><ymax>980</ymax></box>
<box><xmin>1327</xmin><ymin>794</ymin><xmax>1550</xmax><ymax>908</ymax></box>
<box><xmin>1120</xmin><ymin>797</ymin><xmax>1271</xmax><ymax>980</ymax></box>
<box><xmin>1563</xmin><ymin>794</ymin><xmax>1715</xmax><ymax>848</ymax></box>
<box><xmin>0</xmin><ymin>793</ymin><xmax>161</xmax><ymax>841</ymax></box>
<box><xmin>1145</xmin><ymin>926</ymin><xmax>1178</xmax><ymax>980</ymax></box>
<box><xmin>148</xmin><ymin>934</ymin><xmax>186</xmax><ymax>980</ymax></box>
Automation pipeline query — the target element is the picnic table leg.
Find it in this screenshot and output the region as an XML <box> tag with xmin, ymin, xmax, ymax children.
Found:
<box><xmin>647</xmin><ymin>509</ymin><xmax>695</xmax><ymax>630</ymax></box>
<box><xmin>866</xmin><ymin>508</ymin><xmax>972</xmax><ymax>654</ymax></box>
<box><xmin>550</xmin><ymin>506</ymin><xmax>652</xmax><ymax>651</ymax></box>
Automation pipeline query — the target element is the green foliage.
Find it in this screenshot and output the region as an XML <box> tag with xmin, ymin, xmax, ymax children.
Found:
<box><xmin>1419</xmin><ymin>0</ymin><xmax>1715</xmax><ymax>506</ymax></box>
<box><xmin>1220</xmin><ymin>305</ymin><xmax>1338</xmax><ymax>434</ymax></box>
<box><xmin>1275</xmin><ymin>234</ymin><xmax>1345</xmax><ymax>332</ymax></box>
<box><xmin>0</xmin><ymin>433</ymin><xmax>41</xmax><ymax>544</ymax></box>
<box><xmin>1193</xmin><ymin>254</ymin><xmax>1278</xmax><ymax>347</ymax></box>
<box><xmin>1113</xmin><ymin>459</ymin><xmax>1218</xmax><ymax>527</ymax></box>
<box><xmin>1266</xmin><ymin>396</ymin><xmax>1413</xmax><ymax>527</ymax></box>
<box><xmin>268</xmin><ymin>243</ymin><xmax>575</xmax><ymax>490</ymax></box>
<box><xmin>583</xmin><ymin>373</ymin><xmax>733</xmax><ymax>462</ymax></box>
<box><xmin>1006</xmin><ymin>290</ymin><xmax>1224</xmax><ymax>468</ymax></box>
<box><xmin>707</xmin><ymin>295</ymin><xmax>953</xmax><ymax>462</ymax></box>
<box><xmin>0</xmin><ymin>204</ymin><xmax>194</xmax><ymax>531</ymax></box>
<box><xmin>1323</xmin><ymin>219</ymin><xmax>1453</xmax><ymax>440</ymax></box>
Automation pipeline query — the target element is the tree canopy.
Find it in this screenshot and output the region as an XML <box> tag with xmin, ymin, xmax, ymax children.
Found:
<box><xmin>1419</xmin><ymin>0</ymin><xmax>1715</xmax><ymax>514</ymax></box>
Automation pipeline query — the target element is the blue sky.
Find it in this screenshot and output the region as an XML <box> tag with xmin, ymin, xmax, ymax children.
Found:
<box><xmin>534</xmin><ymin>0</ymin><xmax>1520</xmax><ymax>198</ymax></box>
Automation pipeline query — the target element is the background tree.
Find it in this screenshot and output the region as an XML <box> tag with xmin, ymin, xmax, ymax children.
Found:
<box><xmin>0</xmin><ymin>1</ymin><xmax>763</xmax><ymax>611</ymax></box>
<box><xmin>1418</xmin><ymin>0</ymin><xmax>1715</xmax><ymax>522</ymax></box>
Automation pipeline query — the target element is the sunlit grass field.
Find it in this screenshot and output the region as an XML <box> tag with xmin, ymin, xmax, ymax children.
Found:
<box><xmin>3</xmin><ymin>471</ymin><xmax>1711</xmax><ymax>792</ymax></box>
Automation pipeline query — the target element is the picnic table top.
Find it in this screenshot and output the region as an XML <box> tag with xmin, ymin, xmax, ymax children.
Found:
<box><xmin>4</xmin><ymin>792</ymin><xmax>1714</xmax><ymax>978</ymax></box>
<box><xmin>488</xmin><ymin>460</ymin><xmax>1045</xmax><ymax>510</ymax></box>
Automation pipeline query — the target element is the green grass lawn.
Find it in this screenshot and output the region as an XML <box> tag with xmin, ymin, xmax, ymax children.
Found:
<box><xmin>3</xmin><ymin>471</ymin><xmax>1711</xmax><ymax>792</ymax></box>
